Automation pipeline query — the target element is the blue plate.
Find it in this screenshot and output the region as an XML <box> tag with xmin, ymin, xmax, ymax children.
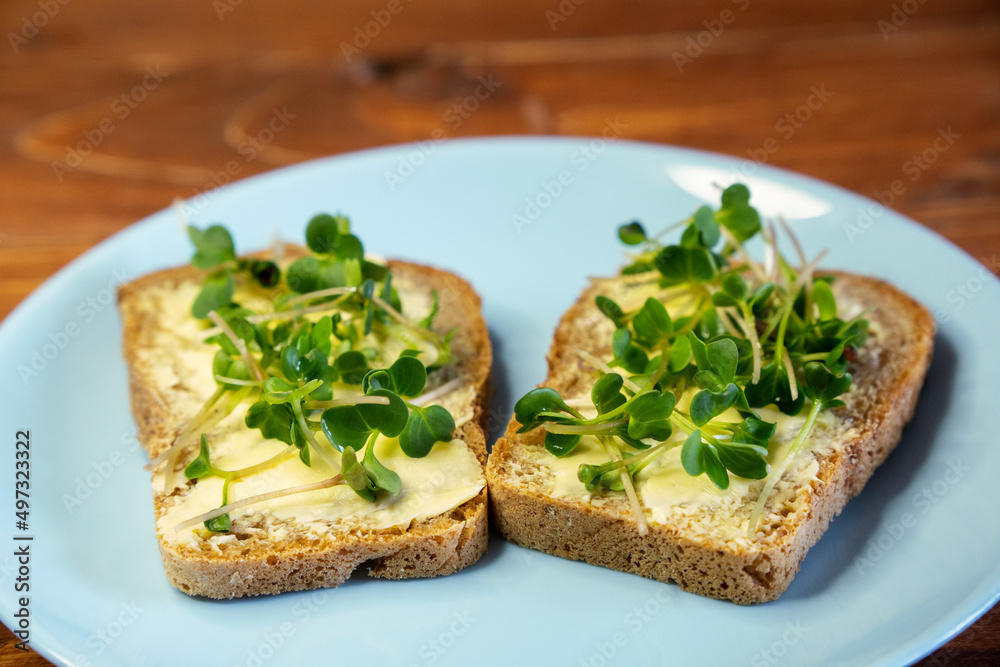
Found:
<box><xmin>1</xmin><ymin>138</ymin><xmax>998</xmax><ymax>666</ymax></box>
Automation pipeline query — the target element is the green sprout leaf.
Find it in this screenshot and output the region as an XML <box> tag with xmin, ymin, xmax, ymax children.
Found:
<box><xmin>690</xmin><ymin>383</ymin><xmax>739</xmax><ymax>427</ymax></box>
<box><xmin>188</xmin><ymin>225</ymin><xmax>236</xmax><ymax>270</ymax></box>
<box><xmin>716</xmin><ymin>183</ymin><xmax>761</xmax><ymax>242</ymax></box>
<box><xmin>812</xmin><ymin>279</ymin><xmax>837</xmax><ymax>321</ymax></box>
<box><xmin>333</xmin><ymin>233</ymin><xmax>364</xmax><ymax>261</ymax></box>
<box><xmin>712</xmin><ymin>273</ymin><xmax>748</xmax><ymax>308</ymax></box>
<box><xmin>335</xmin><ymin>350</ymin><xmax>370</xmax><ymax>385</ymax></box>
<box><xmin>340</xmin><ymin>446</ymin><xmax>376</xmax><ymax>502</ymax></box>
<box><xmin>803</xmin><ymin>362</ymin><xmax>852</xmax><ymax>406</ymax></box>
<box><xmin>305</xmin><ymin>213</ymin><xmax>342</xmax><ymax>254</ymax></box>
<box><xmin>612</xmin><ymin>328</ymin><xmax>649</xmax><ymax>374</ymax></box>
<box><xmin>544</xmin><ymin>432</ymin><xmax>582</xmax><ymax>457</ymax></box>
<box><xmin>386</xmin><ymin>355</ymin><xmax>427</xmax><ymax>397</ymax></box>
<box><xmin>245</xmin><ymin>259</ymin><xmax>280</xmax><ymax>288</ymax></box>
<box><xmin>706</xmin><ymin>338</ymin><xmax>738</xmax><ymax>384</ymax></box>
<box><xmin>654</xmin><ymin>246</ymin><xmax>718</xmax><ymax>285</ymax></box>
<box><xmin>592</xmin><ymin>373</ymin><xmax>627</xmax><ymax>415</ymax></box>
<box><xmin>362</xmin><ymin>440</ymin><xmax>402</xmax><ymax>495</ymax></box>
<box><xmin>514</xmin><ymin>387</ymin><xmax>578</xmax><ymax>432</ymax></box>
<box><xmin>320</xmin><ymin>389</ymin><xmax>408</xmax><ymax>452</ymax></box>
<box><xmin>680</xmin><ymin>430</ymin><xmax>729</xmax><ymax>489</ymax></box>
<box><xmin>184</xmin><ymin>435</ymin><xmax>214</xmax><ymax>480</ymax></box>
<box><xmin>596</xmin><ymin>295</ymin><xmax>626</xmax><ymax>328</ymax></box>
<box><xmin>632</xmin><ymin>297</ymin><xmax>672</xmax><ymax>347</ymax></box>
<box><xmin>191</xmin><ymin>271</ymin><xmax>234</xmax><ymax>319</ymax></box>
<box><xmin>205</xmin><ymin>514</ymin><xmax>231</xmax><ymax>533</ymax></box>
<box><xmin>749</xmin><ymin>282</ymin><xmax>775</xmax><ymax>315</ymax></box>
<box><xmin>618</xmin><ymin>221</ymin><xmax>647</xmax><ymax>245</ymax></box>
<box><xmin>626</xmin><ymin>390</ymin><xmax>676</xmax><ymax>440</ymax></box>
<box><xmin>286</xmin><ymin>256</ymin><xmax>321</xmax><ymax>293</ymax></box>
<box><xmin>667</xmin><ymin>334</ymin><xmax>692</xmax><ymax>372</ymax></box>
<box><xmin>245</xmin><ymin>401</ymin><xmax>294</xmax><ymax>445</ymax></box>
<box><xmin>715</xmin><ymin>441</ymin><xmax>768</xmax><ymax>480</ymax></box>
<box><xmin>400</xmin><ymin>404</ymin><xmax>455</xmax><ymax>458</ymax></box>
<box><xmin>692</xmin><ymin>205</ymin><xmax>721</xmax><ymax>248</ymax></box>
<box><xmin>744</xmin><ymin>361</ymin><xmax>805</xmax><ymax>416</ymax></box>
<box><xmin>730</xmin><ymin>416</ymin><xmax>777</xmax><ymax>446</ymax></box>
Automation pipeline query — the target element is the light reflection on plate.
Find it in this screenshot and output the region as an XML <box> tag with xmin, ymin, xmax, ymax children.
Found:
<box><xmin>667</xmin><ymin>164</ymin><xmax>833</xmax><ymax>220</ymax></box>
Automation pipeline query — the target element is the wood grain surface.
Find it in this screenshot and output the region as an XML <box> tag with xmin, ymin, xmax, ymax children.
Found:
<box><xmin>1</xmin><ymin>0</ymin><xmax>998</xmax><ymax>665</ymax></box>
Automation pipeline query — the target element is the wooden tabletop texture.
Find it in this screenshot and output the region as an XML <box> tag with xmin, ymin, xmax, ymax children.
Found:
<box><xmin>1</xmin><ymin>0</ymin><xmax>998</xmax><ymax>665</ymax></box>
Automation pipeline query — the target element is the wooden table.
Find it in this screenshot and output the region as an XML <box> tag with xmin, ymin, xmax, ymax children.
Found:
<box><xmin>1</xmin><ymin>1</ymin><xmax>998</xmax><ymax>664</ymax></box>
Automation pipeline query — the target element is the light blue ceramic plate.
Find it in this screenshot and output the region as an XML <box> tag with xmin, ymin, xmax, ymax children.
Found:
<box><xmin>1</xmin><ymin>138</ymin><xmax>998</xmax><ymax>667</ymax></box>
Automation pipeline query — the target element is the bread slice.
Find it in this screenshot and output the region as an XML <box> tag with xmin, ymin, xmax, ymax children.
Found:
<box><xmin>118</xmin><ymin>254</ymin><xmax>492</xmax><ymax>599</ymax></box>
<box><xmin>486</xmin><ymin>271</ymin><xmax>934</xmax><ymax>604</ymax></box>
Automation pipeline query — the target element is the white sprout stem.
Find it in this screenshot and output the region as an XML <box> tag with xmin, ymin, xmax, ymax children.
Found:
<box><xmin>306</xmin><ymin>395</ymin><xmax>391</xmax><ymax>410</ymax></box>
<box><xmin>782</xmin><ymin>352</ymin><xmax>799</xmax><ymax>401</ymax></box>
<box><xmin>281</xmin><ymin>286</ymin><xmax>357</xmax><ymax>310</ymax></box>
<box><xmin>789</xmin><ymin>250</ymin><xmax>828</xmax><ymax>294</ymax></box>
<box><xmin>409</xmin><ymin>378</ymin><xmax>463</xmax><ymax>407</ymax></box>
<box><xmin>163</xmin><ymin>450</ymin><xmax>179</xmax><ymax>493</ymax></box>
<box><xmin>224</xmin><ymin>448</ymin><xmax>297</xmax><ymax>479</ymax></box>
<box><xmin>207</xmin><ymin>311</ymin><xmax>264</xmax><ymax>382</ymax></box>
<box><xmin>199</xmin><ymin>300</ymin><xmax>354</xmax><ymax>338</ymax></box>
<box><xmin>778</xmin><ymin>217</ymin><xmax>807</xmax><ymax>269</ymax></box>
<box><xmin>290</xmin><ymin>400</ymin><xmax>340</xmax><ymax>470</ymax></box>
<box><xmin>543</xmin><ymin>419</ymin><xmax>628</xmax><ymax>435</ymax></box>
<box><xmin>719</xmin><ymin>226</ymin><xmax>769</xmax><ymax>283</ymax></box>
<box><xmin>738</xmin><ymin>303</ymin><xmax>763</xmax><ymax>385</ymax></box>
<box><xmin>251</xmin><ymin>299</ymin><xmax>351</xmax><ymax>322</ymax></box>
<box><xmin>573</xmin><ymin>349</ymin><xmax>642</xmax><ymax>394</ymax></box>
<box><xmin>782</xmin><ymin>218</ymin><xmax>816</xmax><ymax>323</ymax></box>
<box><xmin>174</xmin><ymin>474</ymin><xmax>344</xmax><ymax>532</ymax></box>
<box><xmin>145</xmin><ymin>386</ymin><xmax>254</xmax><ymax>472</ymax></box>
<box><xmin>718</xmin><ymin>307</ymin><xmax>744</xmax><ymax>338</ymax></box>
<box><xmin>168</xmin><ymin>385</ymin><xmax>225</xmax><ymax>445</ymax></box>
<box><xmin>269</xmin><ymin>235</ymin><xmax>285</xmax><ymax>265</ymax></box>
<box><xmin>370</xmin><ymin>294</ymin><xmax>434</xmax><ymax>339</ymax></box>
<box><xmin>748</xmin><ymin>399</ymin><xmax>823</xmax><ymax>536</ymax></box>
<box><xmin>564</xmin><ymin>397</ymin><xmax>595</xmax><ymax>409</ymax></box>
<box><xmin>590</xmin><ymin>273</ymin><xmax>657</xmax><ymax>295</ymax></box>
<box><xmin>763</xmin><ymin>221</ymin><xmax>777</xmax><ymax>280</ymax></box>
<box><xmin>600</xmin><ymin>436</ymin><xmax>648</xmax><ymax>537</ymax></box>
<box><xmin>655</xmin><ymin>284</ymin><xmax>698</xmax><ymax>305</ymax></box>
<box><xmin>171</xmin><ymin>197</ymin><xmax>189</xmax><ymax>231</ymax></box>
<box><xmin>213</xmin><ymin>375</ymin><xmax>262</xmax><ymax>387</ymax></box>
<box><xmin>785</xmin><ymin>250</ymin><xmax>828</xmax><ymax>340</ymax></box>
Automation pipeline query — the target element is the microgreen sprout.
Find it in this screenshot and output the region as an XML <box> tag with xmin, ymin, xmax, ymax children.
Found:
<box><xmin>162</xmin><ymin>214</ymin><xmax>463</xmax><ymax>534</ymax></box>
<box><xmin>187</xmin><ymin>224</ymin><xmax>281</xmax><ymax>319</ymax></box>
<box><xmin>512</xmin><ymin>184</ymin><xmax>868</xmax><ymax>538</ymax></box>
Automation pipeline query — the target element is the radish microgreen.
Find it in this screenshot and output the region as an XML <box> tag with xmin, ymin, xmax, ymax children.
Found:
<box><xmin>157</xmin><ymin>215</ymin><xmax>462</xmax><ymax>534</ymax></box>
<box><xmin>187</xmin><ymin>224</ymin><xmax>281</xmax><ymax>319</ymax></box>
<box><xmin>512</xmin><ymin>184</ymin><xmax>869</xmax><ymax>537</ymax></box>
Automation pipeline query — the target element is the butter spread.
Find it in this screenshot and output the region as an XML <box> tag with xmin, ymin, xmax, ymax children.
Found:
<box><xmin>156</xmin><ymin>403</ymin><xmax>483</xmax><ymax>549</ymax></box>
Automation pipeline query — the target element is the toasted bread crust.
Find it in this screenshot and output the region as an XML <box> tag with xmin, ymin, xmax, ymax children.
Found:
<box><xmin>486</xmin><ymin>271</ymin><xmax>934</xmax><ymax>604</ymax></box>
<box><xmin>119</xmin><ymin>255</ymin><xmax>492</xmax><ymax>598</ymax></box>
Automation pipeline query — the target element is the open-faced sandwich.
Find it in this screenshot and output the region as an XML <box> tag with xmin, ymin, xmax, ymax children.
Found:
<box><xmin>487</xmin><ymin>184</ymin><xmax>934</xmax><ymax>604</ymax></box>
<box><xmin>118</xmin><ymin>214</ymin><xmax>491</xmax><ymax>598</ymax></box>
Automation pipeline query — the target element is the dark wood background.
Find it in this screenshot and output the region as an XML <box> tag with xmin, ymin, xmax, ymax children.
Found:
<box><xmin>1</xmin><ymin>0</ymin><xmax>998</xmax><ymax>664</ymax></box>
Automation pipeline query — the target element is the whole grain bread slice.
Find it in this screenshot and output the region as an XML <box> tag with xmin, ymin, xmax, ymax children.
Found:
<box><xmin>118</xmin><ymin>255</ymin><xmax>492</xmax><ymax>599</ymax></box>
<box><xmin>486</xmin><ymin>271</ymin><xmax>934</xmax><ymax>604</ymax></box>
